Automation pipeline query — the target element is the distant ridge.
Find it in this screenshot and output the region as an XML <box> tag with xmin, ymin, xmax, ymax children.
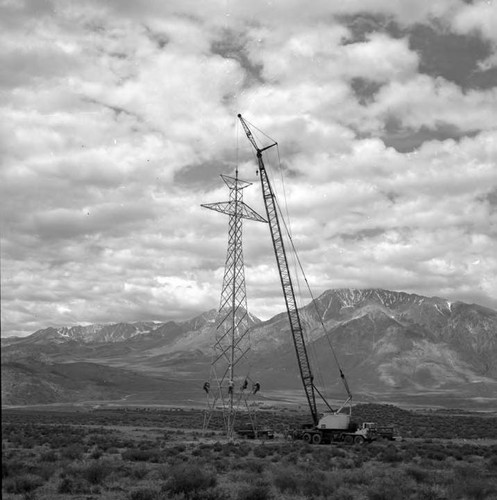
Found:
<box><xmin>17</xmin><ymin>321</ymin><xmax>165</xmax><ymax>345</ymax></box>
<box><xmin>2</xmin><ymin>289</ymin><xmax>496</xmax><ymax>408</ymax></box>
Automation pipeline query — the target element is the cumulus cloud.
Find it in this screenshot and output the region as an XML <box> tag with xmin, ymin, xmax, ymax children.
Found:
<box><xmin>451</xmin><ymin>0</ymin><xmax>497</xmax><ymax>44</ymax></box>
<box><xmin>1</xmin><ymin>0</ymin><xmax>496</xmax><ymax>336</ymax></box>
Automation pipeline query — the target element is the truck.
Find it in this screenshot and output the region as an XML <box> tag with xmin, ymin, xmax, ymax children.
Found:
<box><xmin>238</xmin><ymin>114</ymin><xmax>382</xmax><ymax>445</ymax></box>
<box><xmin>291</xmin><ymin>418</ymin><xmax>377</xmax><ymax>444</ymax></box>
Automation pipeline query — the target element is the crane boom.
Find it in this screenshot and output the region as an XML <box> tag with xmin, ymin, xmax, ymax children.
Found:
<box><xmin>238</xmin><ymin>114</ymin><xmax>319</xmax><ymax>425</ymax></box>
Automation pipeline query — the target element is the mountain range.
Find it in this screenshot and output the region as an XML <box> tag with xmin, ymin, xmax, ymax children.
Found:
<box><xmin>2</xmin><ymin>288</ymin><xmax>496</xmax><ymax>409</ymax></box>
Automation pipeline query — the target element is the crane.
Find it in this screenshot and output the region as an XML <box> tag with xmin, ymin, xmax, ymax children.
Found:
<box><xmin>238</xmin><ymin>114</ymin><xmax>377</xmax><ymax>444</ymax></box>
<box><xmin>237</xmin><ymin>114</ymin><xmax>320</xmax><ymax>425</ymax></box>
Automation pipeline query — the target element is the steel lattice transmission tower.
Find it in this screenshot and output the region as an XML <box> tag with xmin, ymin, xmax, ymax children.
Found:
<box><xmin>201</xmin><ymin>172</ymin><xmax>266</xmax><ymax>439</ymax></box>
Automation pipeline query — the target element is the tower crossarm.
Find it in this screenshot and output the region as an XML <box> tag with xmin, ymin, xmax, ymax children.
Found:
<box><xmin>202</xmin><ymin>174</ymin><xmax>266</xmax><ymax>223</ymax></box>
<box><xmin>201</xmin><ymin>201</ymin><xmax>267</xmax><ymax>223</ymax></box>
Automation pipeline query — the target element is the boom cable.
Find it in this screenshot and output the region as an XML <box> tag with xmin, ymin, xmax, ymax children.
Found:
<box><xmin>272</xmin><ymin>173</ymin><xmax>352</xmax><ymax>403</ymax></box>
<box><xmin>238</xmin><ymin>114</ymin><xmax>352</xmax><ymax>411</ymax></box>
<box><xmin>271</xmin><ymin>145</ymin><xmax>329</xmax><ymax>399</ymax></box>
<box><xmin>242</xmin><ymin>117</ymin><xmax>279</xmax><ymax>148</ymax></box>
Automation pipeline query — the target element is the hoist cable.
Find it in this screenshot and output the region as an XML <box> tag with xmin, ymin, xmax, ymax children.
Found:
<box><xmin>238</xmin><ymin>115</ymin><xmax>352</xmax><ymax>404</ymax></box>
<box><xmin>270</xmin><ymin>147</ymin><xmax>327</xmax><ymax>397</ymax></box>
<box><xmin>236</xmin><ymin>116</ymin><xmax>239</xmax><ymax>175</ymax></box>
<box><xmin>273</xmin><ymin>189</ymin><xmax>352</xmax><ymax>400</ymax></box>
<box><xmin>276</xmin><ymin>145</ymin><xmax>292</xmax><ymax>239</ymax></box>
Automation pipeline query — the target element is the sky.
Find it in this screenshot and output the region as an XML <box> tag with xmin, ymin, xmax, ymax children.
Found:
<box><xmin>1</xmin><ymin>0</ymin><xmax>497</xmax><ymax>337</ymax></box>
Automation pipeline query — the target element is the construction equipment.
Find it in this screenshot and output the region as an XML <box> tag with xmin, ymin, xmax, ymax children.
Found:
<box><xmin>236</xmin><ymin>427</ymin><xmax>274</xmax><ymax>440</ymax></box>
<box><xmin>238</xmin><ymin>114</ymin><xmax>377</xmax><ymax>444</ymax></box>
<box><xmin>375</xmin><ymin>425</ymin><xmax>398</xmax><ymax>441</ymax></box>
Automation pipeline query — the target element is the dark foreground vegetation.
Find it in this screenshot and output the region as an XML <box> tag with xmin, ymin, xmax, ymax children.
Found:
<box><xmin>2</xmin><ymin>404</ymin><xmax>497</xmax><ymax>499</ymax></box>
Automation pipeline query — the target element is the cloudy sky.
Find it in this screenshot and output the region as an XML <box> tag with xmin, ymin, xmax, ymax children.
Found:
<box><xmin>1</xmin><ymin>0</ymin><xmax>497</xmax><ymax>337</ymax></box>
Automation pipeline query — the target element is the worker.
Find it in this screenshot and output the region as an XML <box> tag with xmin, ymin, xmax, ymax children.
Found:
<box><xmin>242</xmin><ymin>379</ymin><xmax>248</xmax><ymax>390</ymax></box>
<box><xmin>228</xmin><ymin>380</ymin><xmax>234</xmax><ymax>394</ymax></box>
<box><xmin>203</xmin><ymin>382</ymin><xmax>210</xmax><ymax>394</ymax></box>
<box><xmin>253</xmin><ymin>382</ymin><xmax>260</xmax><ymax>394</ymax></box>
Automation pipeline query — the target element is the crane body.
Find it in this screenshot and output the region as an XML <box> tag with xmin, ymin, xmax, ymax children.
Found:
<box><xmin>238</xmin><ymin>114</ymin><xmax>378</xmax><ymax>444</ymax></box>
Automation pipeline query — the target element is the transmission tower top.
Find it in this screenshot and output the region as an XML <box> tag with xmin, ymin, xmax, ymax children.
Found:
<box><xmin>202</xmin><ymin>174</ymin><xmax>266</xmax><ymax>223</ymax></box>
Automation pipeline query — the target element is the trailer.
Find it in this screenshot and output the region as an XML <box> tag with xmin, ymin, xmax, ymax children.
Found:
<box><xmin>374</xmin><ymin>425</ymin><xmax>397</xmax><ymax>441</ymax></box>
<box><xmin>236</xmin><ymin>427</ymin><xmax>275</xmax><ymax>440</ymax></box>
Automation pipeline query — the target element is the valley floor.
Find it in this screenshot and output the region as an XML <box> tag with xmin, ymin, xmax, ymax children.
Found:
<box><xmin>2</xmin><ymin>405</ymin><xmax>497</xmax><ymax>499</ymax></box>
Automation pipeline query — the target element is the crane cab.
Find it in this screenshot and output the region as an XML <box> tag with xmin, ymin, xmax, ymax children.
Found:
<box><xmin>318</xmin><ymin>413</ymin><xmax>350</xmax><ymax>430</ymax></box>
